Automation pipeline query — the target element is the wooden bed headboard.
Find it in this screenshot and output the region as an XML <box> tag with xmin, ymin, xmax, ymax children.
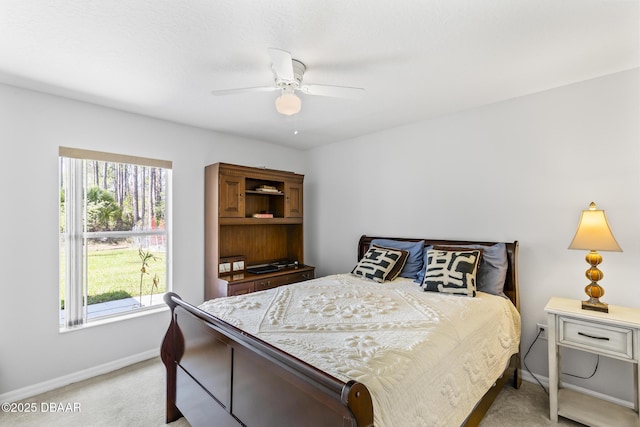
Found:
<box><xmin>357</xmin><ymin>235</ymin><xmax>520</xmax><ymax>312</ymax></box>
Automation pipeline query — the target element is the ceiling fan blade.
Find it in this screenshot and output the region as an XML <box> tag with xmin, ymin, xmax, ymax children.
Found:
<box><xmin>268</xmin><ymin>48</ymin><xmax>294</xmax><ymax>81</ymax></box>
<box><xmin>299</xmin><ymin>84</ymin><xmax>365</xmax><ymax>99</ymax></box>
<box><xmin>211</xmin><ymin>86</ymin><xmax>278</xmax><ymax>96</ymax></box>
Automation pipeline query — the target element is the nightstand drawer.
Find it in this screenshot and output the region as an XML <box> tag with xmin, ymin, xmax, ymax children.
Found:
<box><xmin>558</xmin><ymin>317</ymin><xmax>633</xmax><ymax>360</ymax></box>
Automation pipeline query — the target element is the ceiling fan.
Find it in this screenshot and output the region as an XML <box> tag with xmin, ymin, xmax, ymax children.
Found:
<box><xmin>211</xmin><ymin>48</ymin><xmax>365</xmax><ymax>116</ymax></box>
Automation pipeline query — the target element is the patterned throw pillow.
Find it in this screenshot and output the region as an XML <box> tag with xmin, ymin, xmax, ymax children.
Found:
<box><xmin>433</xmin><ymin>244</ymin><xmax>507</xmax><ymax>297</ymax></box>
<box><xmin>421</xmin><ymin>249</ymin><xmax>482</xmax><ymax>297</ymax></box>
<box><xmin>352</xmin><ymin>246</ymin><xmax>406</xmax><ymax>283</ymax></box>
<box><xmin>372</xmin><ymin>245</ymin><xmax>409</xmax><ymax>281</ymax></box>
<box><xmin>370</xmin><ymin>239</ymin><xmax>424</xmax><ymax>280</ymax></box>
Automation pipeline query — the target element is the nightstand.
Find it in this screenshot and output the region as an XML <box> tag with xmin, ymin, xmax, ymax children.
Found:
<box><xmin>545</xmin><ymin>297</ymin><xmax>640</xmax><ymax>426</ymax></box>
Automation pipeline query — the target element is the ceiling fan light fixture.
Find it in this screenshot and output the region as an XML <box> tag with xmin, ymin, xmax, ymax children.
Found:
<box><xmin>275</xmin><ymin>92</ymin><xmax>301</xmax><ymax>116</ymax></box>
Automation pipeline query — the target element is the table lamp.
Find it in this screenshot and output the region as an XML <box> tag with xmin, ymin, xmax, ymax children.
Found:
<box><xmin>568</xmin><ymin>202</ymin><xmax>622</xmax><ymax>313</ymax></box>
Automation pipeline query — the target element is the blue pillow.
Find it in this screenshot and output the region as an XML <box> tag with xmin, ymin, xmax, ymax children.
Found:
<box><xmin>370</xmin><ymin>239</ymin><xmax>424</xmax><ymax>280</ymax></box>
<box><xmin>414</xmin><ymin>245</ymin><xmax>433</xmax><ymax>284</ymax></box>
<box><xmin>415</xmin><ymin>243</ymin><xmax>508</xmax><ymax>297</ymax></box>
<box><xmin>475</xmin><ymin>243</ymin><xmax>508</xmax><ymax>297</ymax></box>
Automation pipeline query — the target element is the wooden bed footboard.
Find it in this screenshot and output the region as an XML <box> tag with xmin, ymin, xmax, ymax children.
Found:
<box><xmin>160</xmin><ymin>292</ymin><xmax>374</xmax><ymax>427</ymax></box>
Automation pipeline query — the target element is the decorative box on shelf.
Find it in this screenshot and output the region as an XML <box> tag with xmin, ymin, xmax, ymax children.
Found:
<box><xmin>219</xmin><ymin>256</ymin><xmax>246</xmax><ymax>275</ymax></box>
<box><xmin>252</xmin><ymin>212</ymin><xmax>274</xmax><ymax>218</ymax></box>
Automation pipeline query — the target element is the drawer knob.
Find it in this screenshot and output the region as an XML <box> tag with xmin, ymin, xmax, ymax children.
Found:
<box><xmin>578</xmin><ymin>331</ymin><xmax>610</xmax><ymax>341</ymax></box>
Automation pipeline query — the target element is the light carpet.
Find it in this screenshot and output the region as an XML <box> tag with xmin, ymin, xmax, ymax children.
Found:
<box><xmin>0</xmin><ymin>358</ymin><xmax>581</xmax><ymax>426</ymax></box>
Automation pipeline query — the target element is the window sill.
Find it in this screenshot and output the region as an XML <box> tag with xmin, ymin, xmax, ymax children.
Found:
<box><xmin>59</xmin><ymin>304</ymin><xmax>168</xmax><ymax>333</ymax></box>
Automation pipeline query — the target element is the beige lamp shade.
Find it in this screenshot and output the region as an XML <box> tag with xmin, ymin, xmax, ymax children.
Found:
<box><xmin>569</xmin><ymin>202</ymin><xmax>622</xmax><ymax>252</ymax></box>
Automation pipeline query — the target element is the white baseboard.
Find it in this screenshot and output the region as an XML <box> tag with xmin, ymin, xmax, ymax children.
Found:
<box><xmin>520</xmin><ymin>370</ymin><xmax>634</xmax><ymax>409</ymax></box>
<box><xmin>0</xmin><ymin>349</ymin><xmax>159</xmax><ymax>403</ymax></box>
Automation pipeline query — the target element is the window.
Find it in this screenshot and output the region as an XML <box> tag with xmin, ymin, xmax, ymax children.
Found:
<box><xmin>59</xmin><ymin>147</ymin><xmax>171</xmax><ymax>329</ymax></box>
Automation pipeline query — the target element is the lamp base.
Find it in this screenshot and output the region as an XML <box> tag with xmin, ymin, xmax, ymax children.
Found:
<box><xmin>582</xmin><ymin>298</ymin><xmax>608</xmax><ymax>313</ymax></box>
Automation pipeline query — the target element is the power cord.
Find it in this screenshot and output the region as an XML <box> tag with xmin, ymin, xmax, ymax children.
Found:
<box><xmin>522</xmin><ymin>328</ymin><xmax>548</xmax><ymax>395</ymax></box>
<box><xmin>522</xmin><ymin>327</ymin><xmax>600</xmax><ymax>396</ymax></box>
<box><xmin>562</xmin><ymin>354</ymin><xmax>600</xmax><ymax>379</ymax></box>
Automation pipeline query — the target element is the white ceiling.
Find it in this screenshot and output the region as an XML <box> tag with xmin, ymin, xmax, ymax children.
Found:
<box><xmin>1</xmin><ymin>1</ymin><xmax>638</xmax><ymax>150</ymax></box>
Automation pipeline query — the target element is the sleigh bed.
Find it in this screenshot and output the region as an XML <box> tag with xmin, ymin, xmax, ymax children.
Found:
<box><xmin>161</xmin><ymin>236</ymin><xmax>521</xmax><ymax>426</ymax></box>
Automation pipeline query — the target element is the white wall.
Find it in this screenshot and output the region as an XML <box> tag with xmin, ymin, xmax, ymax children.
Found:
<box><xmin>305</xmin><ymin>68</ymin><xmax>640</xmax><ymax>401</ymax></box>
<box><xmin>0</xmin><ymin>83</ymin><xmax>305</xmax><ymax>397</ymax></box>
<box><xmin>2</xmin><ymin>68</ymin><xmax>638</xmax><ymax>404</ymax></box>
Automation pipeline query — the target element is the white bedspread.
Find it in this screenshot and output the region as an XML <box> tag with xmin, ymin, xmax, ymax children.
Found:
<box><xmin>199</xmin><ymin>274</ymin><xmax>521</xmax><ymax>427</ymax></box>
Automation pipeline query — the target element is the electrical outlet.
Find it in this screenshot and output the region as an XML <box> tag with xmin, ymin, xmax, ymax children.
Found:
<box><xmin>536</xmin><ymin>323</ymin><xmax>547</xmax><ymax>340</ymax></box>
